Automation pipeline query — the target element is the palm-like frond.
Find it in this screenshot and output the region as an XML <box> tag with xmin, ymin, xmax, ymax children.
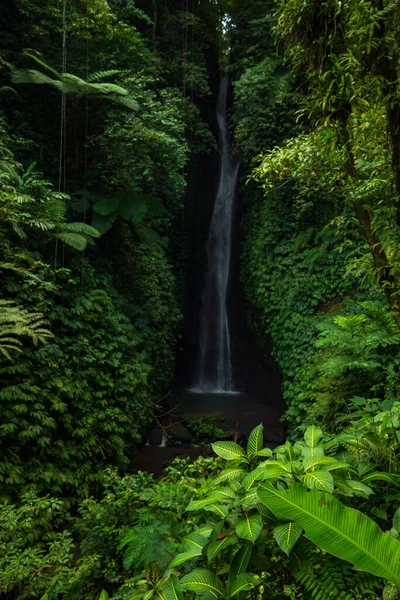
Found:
<box><xmin>57</xmin><ymin>222</ymin><xmax>100</xmax><ymax>238</ymax></box>
<box><xmin>53</xmin><ymin>222</ymin><xmax>100</xmax><ymax>251</ymax></box>
<box><xmin>0</xmin><ymin>262</ymin><xmax>41</xmax><ymax>281</ymax></box>
<box><xmin>11</xmin><ymin>54</ymin><xmax>139</xmax><ymax>111</ymax></box>
<box><xmin>86</xmin><ymin>69</ymin><xmax>123</xmax><ymax>82</ymax></box>
<box><xmin>315</xmin><ymin>302</ymin><xmax>400</xmax><ymax>380</ymax></box>
<box><xmin>292</xmin><ymin>543</ymin><xmax>383</xmax><ymax>599</ymax></box>
<box><xmin>0</xmin><ymin>299</ymin><xmax>53</xmax><ymax>359</ymax></box>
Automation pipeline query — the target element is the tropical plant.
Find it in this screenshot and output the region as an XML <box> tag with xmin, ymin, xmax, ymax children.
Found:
<box><xmin>166</xmin><ymin>424</ymin><xmax>399</xmax><ymax>598</ymax></box>
<box><xmin>0</xmin><ymin>299</ymin><xmax>52</xmax><ymax>358</ymax></box>
<box><xmin>11</xmin><ymin>50</ymin><xmax>139</xmax><ymax>110</ymax></box>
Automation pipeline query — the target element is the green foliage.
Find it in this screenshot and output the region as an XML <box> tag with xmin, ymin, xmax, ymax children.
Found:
<box><xmin>167</xmin><ymin>424</ymin><xmax>392</xmax><ymax>599</ymax></box>
<box><xmin>258</xmin><ymin>482</ymin><xmax>400</xmax><ymax>586</ymax></box>
<box><xmin>184</xmin><ymin>416</ymin><xmax>226</xmax><ymax>444</ymax></box>
<box><xmin>300</xmin><ymin>301</ymin><xmax>400</xmax><ymax>424</ymax></box>
<box><xmin>11</xmin><ymin>51</ymin><xmax>140</xmax><ymax>111</ymax></box>
<box><xmin>0</xmin><ymin>494</ymin><xmax>73</xmax><ymax>598</ymax></box>
<box><xmin>0</xmin><ymin>116</ymin><xmax>181</xmax><ymax>501</ymax></box>
<box><xmin>236</xmin><ymin>0</ymin><xmax>400</xmax><ymax>434</ymax></box>
<box><xmin>0</xmin><ymin>299</ymin><xmax>52</xmax><ymax>358</ymax></box>
<box><xmin>0</xmin><ymin>459</ymin><xmax>219</xmax><ymax>600</ymax></box>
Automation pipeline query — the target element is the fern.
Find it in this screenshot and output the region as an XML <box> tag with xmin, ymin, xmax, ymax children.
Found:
<box><xmin>0</xmin><ymin>300</ymin><xmax>53</xmax><ymax>359</ymax></box>
<box><xmin>292</xmin><ymin>543</ymin><xmax>383</xmax><ymax>599</ymax></box>
<box><xmin>53</xmin><ymin>232</ymin><xmax>87</xmax><ymax>251</ymax></box>
<box><xmin>315</xmin><ymin>302</ymin><xmax>400</xmax><ymax>379</ymax></box>
<box><xmin>86</xmin><ymin>69</ymin><xmax>124</xmax><ymax>82</ymax></box>
<box><xmin>118</xmin><ymin>517</ymin><xmax>177</xmax><ymax>571</ymax></box>
<box><xmin>11</xmin><ymin>53</ymin><xmax>139</xmax><ymax>111</ymax></box>
<box><xmin>0</xmin><ymin>262</ymin><xmax>41</xmax><ymax>281</ymax></box>
<box><xmin>57</xmin><ymin>222</ymin><xmax>100</xmax><ymax>238</ymax></box>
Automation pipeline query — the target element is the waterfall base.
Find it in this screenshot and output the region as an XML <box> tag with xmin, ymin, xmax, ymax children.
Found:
<box><xmin>133</xmin><ymin>387</ymin><xmax>286</xmax><ymax>476</ymax></box>
<box><xmin>188</xmin><ymin>387</ymin><xmax>241</xmax><ymax>395</ymax></box>
<box><xmin>179</xmin><ymin>388</ymin><xmax>285</xmax><ymax>440</ymax></box>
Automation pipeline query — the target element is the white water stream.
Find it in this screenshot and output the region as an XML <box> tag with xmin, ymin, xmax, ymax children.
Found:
<box><xmin>193</xmin><ymin>73</ymin><xmax>240</xmax><ymax>393</ymax></box>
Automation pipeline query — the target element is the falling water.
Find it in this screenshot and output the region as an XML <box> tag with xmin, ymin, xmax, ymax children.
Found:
<box><xmin>194</xmin><ymin>73</ymin><xmax>240</xmax><ymax>393</ymax></box>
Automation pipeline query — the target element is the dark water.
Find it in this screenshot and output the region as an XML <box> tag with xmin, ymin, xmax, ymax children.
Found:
<box><xmin>134</xmin><ymin>388</ymin><xmax>285</xmax><ymax>476</ymax></box>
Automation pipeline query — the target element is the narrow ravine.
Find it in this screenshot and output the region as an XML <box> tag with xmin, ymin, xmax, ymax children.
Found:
<box><xmin>194</xmin><ymin>72</ymin><xmax>240</xmax><ymax>393</ymax></box>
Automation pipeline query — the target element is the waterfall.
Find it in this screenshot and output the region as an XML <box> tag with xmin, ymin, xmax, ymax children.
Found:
<box><xmin>194</xmin><ymin>73</ymin><xmax>240</xmax><ymax>393</ymax></box>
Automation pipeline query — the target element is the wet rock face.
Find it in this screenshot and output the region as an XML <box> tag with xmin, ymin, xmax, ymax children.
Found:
<box><xmin>167</xmin><ymin>423</ymin><xmax>192</xmax><ymax>443</ymax></box>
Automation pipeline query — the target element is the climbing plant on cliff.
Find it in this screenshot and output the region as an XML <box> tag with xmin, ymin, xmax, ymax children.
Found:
<box><xmin>0</xmin><ymin>0</ymin><xmax>219</xmax><ymax>500</ymax></box>
<box><xmin>269</xmin><ymin>0</ymin><xmax>400</xmax><ymax>324</ymax></box>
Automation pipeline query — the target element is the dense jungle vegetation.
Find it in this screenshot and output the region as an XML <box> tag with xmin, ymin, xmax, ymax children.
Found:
<box><xmin>2</xmin><ymin>0</ymin><xmax>400</xmax><ymax>598</ymax></box>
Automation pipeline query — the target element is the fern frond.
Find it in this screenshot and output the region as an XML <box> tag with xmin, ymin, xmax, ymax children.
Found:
<box><xmin>58</xmin><ymin>222</ymin><xmax>100</xmax><ymax>238</ymax></box>
<box><xmin>86</xmin><ymin>69</ymin><xmax>123</xmax><ymax>82</ymax></box>
<box><xmin>12</xmin><ymin>224</ymin><xmax>27</xmax><ymax>239</ymax></box>
<box><xmin>53</xmin><ymin>232</ymin><xmax>88</xmax><ymax>251</ymax></box>
<box><xmin>30</xmin><ymin>219</ymin><xmax>57</xmax><ymax>231</ymax></box>
<box><xmin>291</xmin><ymin>543</ymin><xmax>383</xmax><ymax>599</ymax></box>
<box><xmin>12</xmin><ymin>59</ymin><xmax>138</xmax><ymax>110</ymax></box>
<box><xmin>89</xmin><ymin>81</ymin><xmax>129</xmax><ymax>96</ymax></box>
<box><xmin>117</xmin><ymin>95</ymin><xmax>139</xmax><ymax>111</ymax></box>
<box><xmin>22</xmin><ymin>49</ymin><xmax>61</xmax><ymax>78</ymax></box>
<box><xmin>11</xmin><ymin>68</ymin><xmax>64</xmax><ymax>92</ymax></box>
<box><xmin>0</xmin><ymin>262</ymin><xmax>41</xmax><ymax>281</ymax></box>
<box><xmin>40</xmin><ymin>197</ymin><xmax>67</xmax><ymax>223</ymax></box>
<box><xmin>0</xmin><ymin>300</ymin><xmax>53</xmax><ymax>359</ymax></box>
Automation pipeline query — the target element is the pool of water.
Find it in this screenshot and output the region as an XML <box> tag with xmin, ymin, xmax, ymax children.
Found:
<box><xmin>133</xmin><ymin>387</ymin><xmax>285</xmax><ymax>475</ymax></box>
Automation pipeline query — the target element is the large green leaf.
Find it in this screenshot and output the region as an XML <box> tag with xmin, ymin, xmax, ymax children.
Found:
<box><xmin>255</xmin><ymin>447</ymin><xmax>272</xmax><ymax>458</ymax></box>
<box><xmin>393</xmin><ymin>508</ymin><xmax>400</xmax><ymax>534</ymax></box>
<box><xmin>212</xmin><ymin>468</ymin><xmax>247</xmax><ymax>486</ymax></box>
<box><xmin>258</xmin><ymin>483</ymin><xmax>400</xmax><ymax>587</ymax></box>
<box><xmin>91</xmin><ymin>212</ymin><xmax>117</xmax><ymax>235</ymax></box>
<box><xmin>235</xmin><ymin>510</ymin><xmax>262</xmax><ymax>542</ymax></box>
<box><xmin>154</xmin><ymin>589</ymin><xmax>166</xmax><ymax>600</ymax></box>
<box><xmin>93</xmin><ymin>196</ymin><xmax>119</xmax><ymax>215</ymax></box>
<box><xmin>344</xmin><ymin>479</ymin><xmax>374</xmax><ymax>497</ymax></box>
<box><xmin>256</xmin><ymin>462</ymin><xmax>293</xmax><ymax>479</ymax></box>
<box><xmin>118</xmin><ymin>197</ymin><xmax>147</xmax><ymax>223</ymax></box>
<box><xmin>204</xmin><ymin>503</ymin><xmax>229</xmax><ymax>518</ymax></box>
<box><xmin>304</xmin><ymin>425</ymin><xmax>323</xmax><ymax>448</ymax></box>
<box><xmin>187</xmin><ymin>496</ymin><xmax>228</xmax><ymax>511</ymax></box>
<box><xmin>182</xmin><ymin>532</ymin><xmax>209</xmax><ymax>553</ymax></box>
<box><xmin>165</xmin><ymin>575</ymin><xmax>183</xmax><ymax>600</ymax></box>
<box><xmin>239</xmin><ymin>490</ymin><xmax>259</xmax><ymax>509</ymax></box>
<box><xmin>180</xmin><ymin>569</ymin><xmax>226</xmax><ymax>599</ymax></box>
<box><xmin>383</xmin><ymin>583</ymin><xmax>400</xmax><ymax>599</ymax></box>
<box><xmin>227</xmin><ymin>544</ymin><xmax>252</xmax><ymax>589</ymax></box>
<box><xmin>300</xmin><ymin>470</ymin><xmax>334</xmax><ymax>493</ymax></box>
<box><xmin>361</xmin><ymin>472</ymin><xmax>400</xmax><ymax>486</ymax></box>
<box><xmin>242</xmin><ymin>467</ymin><xmax>268</xmax><ymax>491</ymax></box>
<box><xmin>196</xmin><ymin>524</ymin><xmax>216</xmax><ymax>538</ymax></box>
<box><xmin>212</xmin><ymin>441</ymin><xmax>246</xmax><ymax>461</ymax></box>
<box><xmin>227</xmin><ymin>574</ymin><xmax>260</xmax><ymax>598</ymax></box>
<box><xmin>247</xmin><ymin>424</ymin><xmax>264</xmax><ymax>456</ymax></box>
<box><xmin>273</xmin><ymin>522</ymin><xmax>302</xmax><ymax>556</ymax></box>
<box><xmin>209</xmin><ymin>487</ymin><xmax>237</xmax><ymax>500</ymax></box>
<box><xmin>168</xmin><ymin>532</ymin><xmax>208</xmax><ymax>568</ymax></box>
<box><xmin>301</xmin><ymin>446</ymin><xmax>324</xmax><ymax>461</ymax></box>
<box><xmin>168</xmin><ymin>550</ymin><xmax>201</xmax><ymax>568</ymax></box>
<box><xmin>207</xmin><ymin>532</ymin><xmax>237</xmax><ymax>561</ymax></box>
<box><xmin>303</xmin><ymin>456</ymin><xmax>350</xmax><ymax>472</ymax></box>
